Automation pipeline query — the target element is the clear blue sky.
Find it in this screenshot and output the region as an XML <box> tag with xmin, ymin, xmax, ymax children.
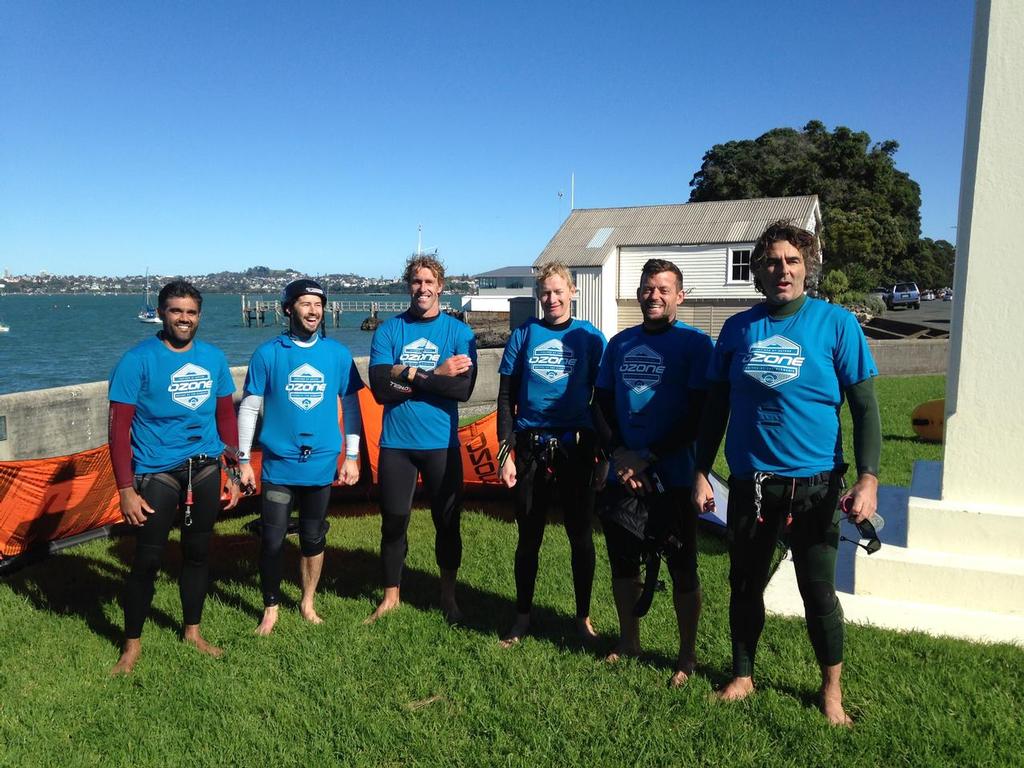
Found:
<box><xmin>1</xmin><ymin>0</ymin><xmax>974</xmax><ymax>278</ymax></box>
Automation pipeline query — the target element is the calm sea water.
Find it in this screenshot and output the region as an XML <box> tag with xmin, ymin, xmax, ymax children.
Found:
<box><xmin>0</xmin><ymin>293</ymin><xmax>461</xmax><ymax>395</ymax></box>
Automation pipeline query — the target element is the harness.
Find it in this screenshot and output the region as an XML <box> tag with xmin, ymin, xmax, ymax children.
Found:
<box><xmin>519</xmin><ymin>429</ymin><xmax>583</xmax><ymax>480</ymax></box>
<box><xmin>750</xmin><ymin>466</ymin><xmax>845</xmax><ymax>526</ymax></box>
<box><xmin>138</xmin><ymin>454</ymin><xmax>221</xmax><ymax>527</ymax></box>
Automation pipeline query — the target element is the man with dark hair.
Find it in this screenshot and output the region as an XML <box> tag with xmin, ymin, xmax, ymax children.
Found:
<box><xmin>366</xmin><ymin>255</ymin><xmax>477</xmax><ymax>623</ymax></box>
<box><xmin>693</xmin><ymin>219</ymin><xmax>881</xmax><ymax>726</ymax></box>
<box><xmin>594</xmin><ymin>258</ymin><xmax>712</xmax><ymax>687</ymax></box>
<box><xmin>107</xmin><ymin>280</ymin><xmax>240</xmax><ymax>674</ymax></box>
<box><xmin>237</xmin><ymin>278</ymin><xmax>364</xmax><ymax>635</ymax></box>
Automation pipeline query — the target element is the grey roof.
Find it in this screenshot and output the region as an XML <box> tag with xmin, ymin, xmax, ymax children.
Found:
<box><xmin>473</xmin><ymin>266</ymin><xmax>536</xmax><ymax>278</ymax></box>
<box><xmin>534</xmin><ymin>195</ymin><xmax>821</xmax><ymax>267</ymax></box>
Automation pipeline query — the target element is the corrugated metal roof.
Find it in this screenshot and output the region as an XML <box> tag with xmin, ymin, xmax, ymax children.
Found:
<box><xmin>534</xmin><ymin>195</ymin><xmax>820</xmax><ymax>267</ymax></box>
<box><xmin>473</xmin><ymin>266</ymin><xmax>536</xmax><ymax>278</ymax></box>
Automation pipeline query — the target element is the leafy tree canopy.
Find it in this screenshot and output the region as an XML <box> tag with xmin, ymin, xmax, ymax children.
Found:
<box><xmin>688</xmin><ymin>121</ymin><xmax>952</xmax><ymax>289</ymax></box>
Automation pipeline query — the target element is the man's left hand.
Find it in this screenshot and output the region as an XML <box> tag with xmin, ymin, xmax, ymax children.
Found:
<box><xmin>841</xmin><ymin>473</ymin><xmax>878</xmax><ymax>524</ymax></box>
<box><xmin>339</xmin><ymin>457</ymin><xmax>360</xmax><ymax>486</ymax></box>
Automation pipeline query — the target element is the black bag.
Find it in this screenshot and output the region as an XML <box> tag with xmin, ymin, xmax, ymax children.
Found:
<box><xmin>598</xmin><ymin>472</ymin><xmax>687</xmax><ymax>617</ymax></box>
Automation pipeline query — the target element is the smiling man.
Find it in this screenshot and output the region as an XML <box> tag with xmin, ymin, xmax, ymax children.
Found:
<box><xmin>107</xmin><ymin>280</ymin><xmax>241</xmax><ymax>674</ymax></box>
<box><xmin>693</xmin><ymin>219</ymin><xmax>881</xmax><ymax>726</ymax></box>
<box><xmin>366</xmin><ymin>255</ymin><xmax>477</xmax><ymax>623</ymax></box>
<box><xmin>237</xmin><ymin>278</ymin><xmax>364</xmax><ymax>635</ymax></box>
<box><xmin>495</xmin><ymin>262</ymin><xmax>606</xmax><ymax>647</ymax></box>
<box><xmin>593</xmin><ymin>259</ymin><xmax>712</xmax><ymax>687</ymax></box>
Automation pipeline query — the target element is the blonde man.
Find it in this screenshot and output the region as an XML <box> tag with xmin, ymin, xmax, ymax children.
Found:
<box><xmin>497</xmin><ymin>262</ymin><xmax>606</xmax><ymax>645</ymax></box>
<box><xmin>366</xmin><ymin>255</ymin><xmax>477</xmax><ymax>623</ymax></box>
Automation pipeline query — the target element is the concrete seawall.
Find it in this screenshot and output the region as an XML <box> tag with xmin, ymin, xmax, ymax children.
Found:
<box><xmin>0</xmin><ymin>341</ymin><xmax>943</xmax><ymax>462</ymax></box>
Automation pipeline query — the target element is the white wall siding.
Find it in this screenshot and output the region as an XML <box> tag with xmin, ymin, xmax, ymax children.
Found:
<box><xmin>617</xmin><ymin>245</ymin><xmax>762</xmax><ymax>301</ymax></box>
<box><xmin>570</xmin><ymin>267</ymin><xmax>602</xmax><ymax>331</ymax></box>
<box><xmin>615</xmin><ymin>299</ymin><xmax>752</xmax><ymax>338</ymax></box>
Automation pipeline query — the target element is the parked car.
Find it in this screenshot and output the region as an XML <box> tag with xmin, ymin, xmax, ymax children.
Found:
<box><xmin>922</xmin><ymin>290</ymin><xmax>935</xmax><ymax>301</ymax></box>
<box><xmin>885</xmin><ymin>281</ymin><xmax>921</xmax><ymax>310</ymax></box>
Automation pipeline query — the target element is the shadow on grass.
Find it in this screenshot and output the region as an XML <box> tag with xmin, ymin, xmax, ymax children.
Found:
<box><xmin>1</xmin><ymin>541</ymin><xmax>180</xmax><ymax>648</ymax></box>
<box><xmin>207</xmin><ymin>529</ymin><xmax>622</xmax><ymax>661</ymax></box>
<box><xmin>3</xmin><ymin>497</ymin><xmax>731</xmax><ymax>679</ymax></box>
<box><xmin>882</xmin><ymin>434</ymin><xmax>933</xmax><ymax>444</ymax></box>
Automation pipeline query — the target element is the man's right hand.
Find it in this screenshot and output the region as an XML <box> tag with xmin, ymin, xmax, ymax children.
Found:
<box><xmin>692</xmin><ymin>471</ymin><xmax>715</xmax><ymax>514</ymax></box>
<box><xmin>612</xmin><ymin>448</ymin><xmax>652</xmax><ymax>494</ymax></box>
<box><xmin>118</xmin><ymin>486</ymin><xmax>155</xmax><ymax>526</ymax></box>
<box><xmin>499</xmin><ymin>458</ymin><xmax>517</xmax><ymax>489</ymax></box>
<box><xmin>434</xmin><ymin>354</ymin><xmax>473</xmax><ymax>377</ymax></box>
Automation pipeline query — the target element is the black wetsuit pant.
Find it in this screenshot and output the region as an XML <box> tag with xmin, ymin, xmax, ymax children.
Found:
<box><xmin>378</xmin><ymin>446</ymin><xmax>462</xmax><ymax>588</ymax></box>
<box><xmin>259</xmin><ymin>482</ymin><xmax>332</xmax><ymax>608</ymax></box>
<box><xmin>511</xmin><ymin>431</ymin><xmax>596</xmax><ymax>616</ymax></box>
<box><xmin>124</xmin><ymin>459</ymin><xmax>221</xmax><ymax>639</ymax></box>
<box><xmin>601</xmin><ymin>484</ymin><xmax>700</xmax><ymax>592</ymax></box>
<box><xmin>727</xmin><ymin>472</ymin><xmax>844</xmax><ymax>677</ymax></box>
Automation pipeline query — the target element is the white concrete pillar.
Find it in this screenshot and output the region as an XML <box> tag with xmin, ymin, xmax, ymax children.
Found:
<box><xmin>943</xmin><ymin>0</ymin><xmax>1024</xmax><ymax>506</ymax></box>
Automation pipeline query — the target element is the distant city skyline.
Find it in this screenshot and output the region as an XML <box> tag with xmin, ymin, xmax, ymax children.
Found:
<box><xmin>2</xmin><ymin>1</ymin><xmax>973</xmax><ymax>277</ymax></box>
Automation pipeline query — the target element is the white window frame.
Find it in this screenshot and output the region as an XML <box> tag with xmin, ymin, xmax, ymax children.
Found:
<box><xmin>726</xmin><ymin>247</ymin><xmax>753</xmax><ymax>285</ymax></box>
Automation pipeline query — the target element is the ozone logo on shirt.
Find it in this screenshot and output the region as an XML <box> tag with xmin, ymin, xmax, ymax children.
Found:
<box><xmin>285</xmin><ymin>363</ymin><xmax>327</xmax><ymax>411</ymax></box>
<box><xmin>619</xmin><ymin>344</ymin><xmax>665</xmax><ymax>394</ymax></box>
<box><xmin>400</xmin><ymin>337</ymin><xmax>441</xmax><ymax>371</ymax></box>
<box><xmin>742</xmin><ymin>335</ymin><xmax>805</xmax><ymax>389</ymax></box>
<box><xmin>528</xmin><ymin>338</ymin><xmax>577</xmax><ymax>383</ymax></box>
<box><xmin>168</xmin><ymin>363</ymin><xmax>213</xmax><ymax>411</ymax></box>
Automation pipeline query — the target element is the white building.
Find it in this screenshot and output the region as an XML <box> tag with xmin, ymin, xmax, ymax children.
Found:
<box><xmin>461</xmin><ymin>266</ymin><xmax>535</xmax><ymax>312</ymax></box>
<box><xmin>533</xmin><ymin>195</ymin><xmax>822</xmax><ymax>339</ymax></box>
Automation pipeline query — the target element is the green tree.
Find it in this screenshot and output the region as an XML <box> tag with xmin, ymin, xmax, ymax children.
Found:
<box><xmin>689</xmin><ymin>121</ymin><xmax>923</xmax><ymax>279</ymax></box>
<box><xmin>818</xmin><ymin>269</ymin><xmax>851</xmax><ymax>304</ymax></box>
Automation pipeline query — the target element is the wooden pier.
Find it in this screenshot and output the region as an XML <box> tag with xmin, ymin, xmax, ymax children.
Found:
<box><xmin>240</xmin><ymin>296</ymin><xmax>458</xmax><ymax>328</ymax></box>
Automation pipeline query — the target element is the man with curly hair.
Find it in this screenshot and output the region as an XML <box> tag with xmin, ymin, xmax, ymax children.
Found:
<box><xmin>693</xmin><ymin>219</ymin><xmax>881</xmax><ymax>725</ymax></box>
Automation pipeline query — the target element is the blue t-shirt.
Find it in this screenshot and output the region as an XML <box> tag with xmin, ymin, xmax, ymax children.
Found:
<box><xmin>708</xmin><ymin>297</ymin><xmax>879</xmax><ymax>477</ymax></box>
<box><xmin>244</xmin><ymin>334</ymin><xmax>364</xmax><ymax>486</ymax></box>
<box><xmin>108</xmin><ymin>336</ymin><xmax>235</xmax><ymax>474</ymax></box>
<box><xmin>369</xmin><ymin>311</ymin><xmax>477</xmax><ymax>450</ymax></box>
<box><xmin>596</xmin><ymin>321</ymin><xmax>713</xmax><ymax>488</ymax></box>
<box><xmin>499</xmin><ymin>318</ymin><xmax>606</xmax><ymax>432</ymax></box>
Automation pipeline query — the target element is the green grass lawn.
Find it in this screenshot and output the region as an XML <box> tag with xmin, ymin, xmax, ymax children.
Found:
<box><xmin>3</xmin><ymin>375</ymin><xmax>1018</xmax><ymax>767</ymax></box>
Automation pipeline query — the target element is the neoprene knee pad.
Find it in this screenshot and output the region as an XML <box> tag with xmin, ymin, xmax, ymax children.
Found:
<box><xmin>299</xmin><ymin>522</ymin><xmax>327</xmax><ymax>557</ymax></box>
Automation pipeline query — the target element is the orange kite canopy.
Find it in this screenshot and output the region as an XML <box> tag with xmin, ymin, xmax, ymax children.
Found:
<box><xmin>0</xmin><ymin>387</ymin><xmax>502</xmax><ymax>560</ymax></box>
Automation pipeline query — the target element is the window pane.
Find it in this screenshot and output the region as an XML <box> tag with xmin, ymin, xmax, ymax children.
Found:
<box><xmin>731</xmin><ymin>250</ymin><xmax>751</xmax><ymax>282</ymax></box>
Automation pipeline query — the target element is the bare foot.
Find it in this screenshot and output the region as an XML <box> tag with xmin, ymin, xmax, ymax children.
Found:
<box><xmin>669</xmin><ymin>657</ymin><xmax>696</xmax><ymax>688</ymax></box>
<box><xmin>500</xmin><ymin>614</ymin><xmax>531</xmax><ymax>648</ymax></box>
<box><xmin>605</xmin><ymin>643</ymin><xmax>640</xmax><ymax>664</ymax></box>
<box><xmin>299</xmin><ymin>601</ymin><xmax>323</xmax><ymax>626</ymax></box>
<box><xmin>183</xmin><ymin>626</ymin><xmax>223</xmax><ymax>658</ymax></box>
<box><xmin>820</xmin><ymin>689</ymin><xmax>853</xmax><ymax>727</ymax></box>
<box><xmin>110</xmin><ymin>639</ymin><xmax>141</xmax><ymax>676</ymax></box>
<box><xmin>364</xmin><ymin>596</ymin><xmax>400</xmax><ymax>625</ymax></box>
<box><xmin>576</xmin><ymin>616</ymin><xmax>598</xmax><ymax>644</ymax></box>
<box><xmin>716</xmin><ymin>676</ymin><xmax>755</xmax><ymax>702</ymax></box>
<box><xmin>255</xmin><ymin>606</ymin><xmax>279</xmax><ymax>636</ymax></box>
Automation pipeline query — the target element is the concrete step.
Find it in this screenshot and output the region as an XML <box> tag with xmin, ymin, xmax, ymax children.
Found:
<box><xmin>904</xmin><ymin>461</ymin><xmax>1024</xmax><ymax>559</ymax></box>
<box><xmin>853</xmin><ymin>543</ymin><xmax>1024</xmax><ymax>614</ymax></box>
<box><xmin>764</xmin><ymin>557</ymin><xmax>1024</xmax><ymax>647</ymax></box>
